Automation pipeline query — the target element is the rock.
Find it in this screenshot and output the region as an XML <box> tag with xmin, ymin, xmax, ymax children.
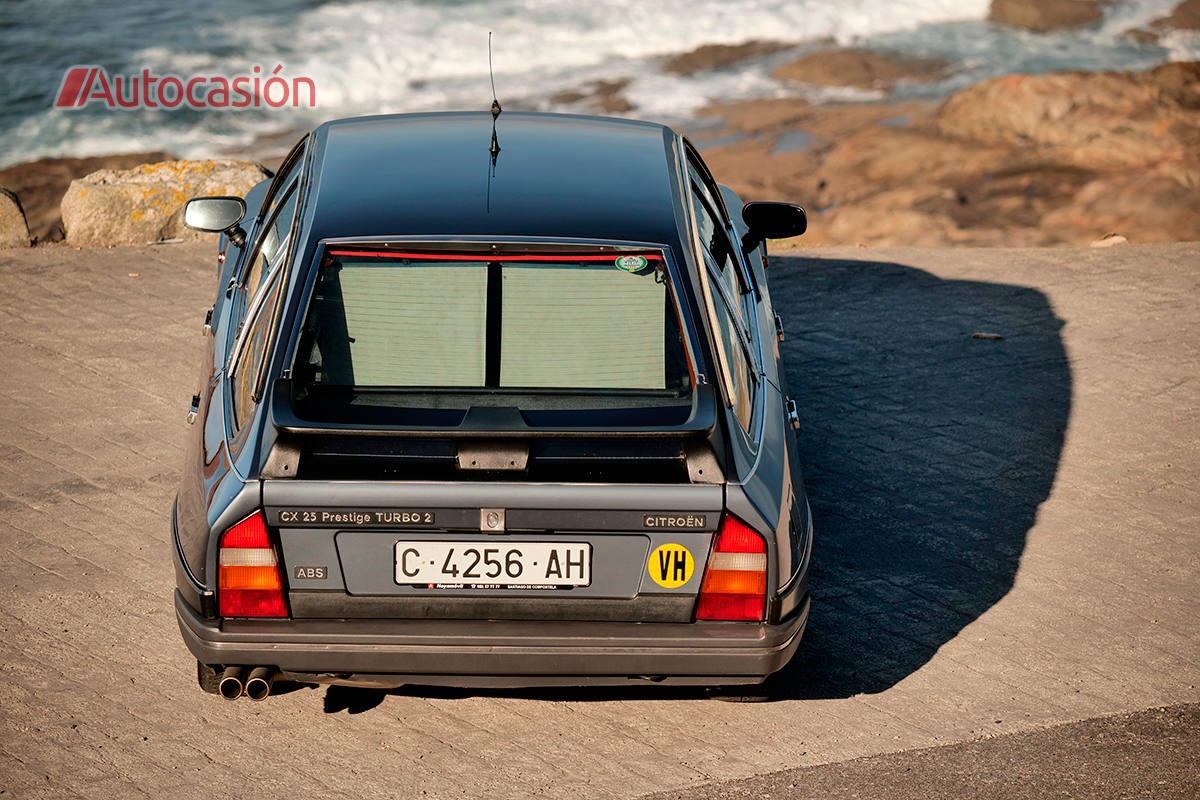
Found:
<box><xmin>809</xmin><ymin>192</ymin><xmax>961</xmax><ymax>247</ymax></box>
<box><xmin>663</xmin><ymin>41</ymin><xmax>792</xmax><ymax>76</ymax></box>
<box><xmin>1131</xmin><ymin>0</ymin><xmax>1200</xmax><ymax>39</ymax></box>
<box><xmin>690</xmin><ymin>98</ymin><xmax>938</xmax><ymax>206</ymax></box>
<box><xmin>698</xmin><ymin>138</ymin><xmax>822</xmax><ymax>205</ymax></box>
<box><xmin>932</xmin><ymin>62</ymin><xmax>1200</xmax><ymax>171</ymax></box>
<box><xmin>912</xmin><ymin>163</ymin><xmax>1099</xmax><ymax>236</ymax></box>
<box><xmin>550</xmin><ymin>79</ymin><xmax>633</xmax><ymax>113</ymax></box>
<box><xmin>1156</xmin><ymin>0</ymin><xmax>1200</xmax><ymax>30</ymax></box>
<box><xmin>1041</xmin><ymin>168</ymin><xmax>1200</xmax><ymax>244</ymax></box>
<box><xmin>1090</xmin><ymin>233</ymin><xmax>1128</xmax><ymax>246</ymax></box>
<box><xmin>61</xmin><ymin>159</ymin><xmax>269</xmax><ymax>247</ymax></box>
<box><xmin>695</xmin><ymin>97</ymin><xmax>934</xmax><ymax>141</ymax></box>
<box><xmin>695</xmin><ymin>98</ymin><xmax>812</xmax><ymax>135</ymax></box>
<box><xmin>771</xmin><ymin>49</ymin><xmax>950</xmax><ymax>91</ymax></box>
<box><xmin>0</xmin><ymin>152</ymin><xmax>173</xmax><ymax>243</ymax></box>
<box><xmin>987</xmin><ymin>0</ymin><xmax>1104</xmax><ymax>32</ymax></box>
<box><xmin>817</xmin><ymin>128</ymin><xmax>1006</xmax><ymax>199</ymax></box>
<box><xmin>928</xmin><ymin>63</ymin><xmax>1200</xmax><ymax>244</ymax></box>
<box><xmin>1124</xmin><ymin>28</ymin><xmax>1160</xmax><ymax>44</ymax></box>
<box><xmin>0</xmin><ymin>188</ymin><xmax>31</xmax><ymax>247</ymax></box>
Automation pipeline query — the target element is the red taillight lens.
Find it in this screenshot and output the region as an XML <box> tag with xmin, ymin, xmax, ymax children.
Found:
<box><xmin>218</xmin><ymin>511</ymin><xmax>288</xmax><ymax>618</ymax></box>
<box><xmin>695</xmin><ymin>514</ymin><xmax>767</xmax><ymax>621</ymax></box>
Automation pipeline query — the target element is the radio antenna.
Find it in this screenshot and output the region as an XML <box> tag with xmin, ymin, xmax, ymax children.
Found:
<box><xmin>488</xmin><ymin>31</ymin><xmax>502</xmax><ymax>166</ymax></box>
<box><xmin>489</xmin><ymin>31</ymin><xmax>502</xmax><ymax>119</ymax></box>
<box><xmin>486</xmin><ymin>31</ymin><xmax>502</xmax><ymax>212</ymax></box>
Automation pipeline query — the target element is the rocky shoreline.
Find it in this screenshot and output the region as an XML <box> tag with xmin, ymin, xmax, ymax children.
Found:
<box><xmin>2</xmin><ymin>0</ymin><xmax>1197</xmax><ymax>249</ymax></box>
<box><xmin>692</xmin><ymin>59</ymin><xmax>1200</xmax><ymax>247</ymax></box>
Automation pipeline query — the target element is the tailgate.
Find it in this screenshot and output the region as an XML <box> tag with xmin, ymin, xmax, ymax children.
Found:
<box><xmin>263</xmin><ymin>481</ymin><xmax>722</xmax><ymax>623</ymax></box>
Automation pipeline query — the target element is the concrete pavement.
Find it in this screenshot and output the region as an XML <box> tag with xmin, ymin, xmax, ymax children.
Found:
<box><xmin>642</xmin><ymin>703</ymin><xmax>1200</xmax><ymax>799</ymax></box>
<box><xmin>0</xmin><ymin>241</ymin><xmax>1196</xmax><ymax>798</ymax></box>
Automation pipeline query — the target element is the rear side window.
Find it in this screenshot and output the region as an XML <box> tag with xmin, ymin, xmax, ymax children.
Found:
<box><xmin>688</xmin><ymin>184</ymin><xmax>758</xmax><ymax>434</ymax></box>
<box><xmin>232</xmin><ymin>274</ymin><xmax>284</xmax><ymax>428</ymax></box>
<box><xmin>291</xmin><ymin>249</ymin><xmax>695</xmax><ymax>428</ymax></box>
<box><xmin>262</xmin><ymin>149</ymin><xmax>303</xmax><ymax>222</ymax></box>
<box><xmin>709</xmin><ymin>290</ymin><xmax>754</xmax><ymax>431</ymax></box>
<box><xmin>241</xmin><ymin>181</ymin><xmax>299</xmax><ymax>304</ymax></box>
<box><xmin>227</xmin><ymin>181</ymin><xmax>299</xmax><ymax>432</ymax></box>
<box><xmin>689</xmin><ymin>183</ymin><xmax>745</xmax><ymax>327</ymax></box>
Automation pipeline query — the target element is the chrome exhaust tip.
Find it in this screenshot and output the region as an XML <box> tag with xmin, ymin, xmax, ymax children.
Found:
<box><xmin>218</xmin><ymin>666</ymin><xmax>245</xmax><ymax>700</ymax></box>
<box><xmin>244</xmin><ymin>667</ymin><xmax>276</xmax><ymax>702</ymax></box>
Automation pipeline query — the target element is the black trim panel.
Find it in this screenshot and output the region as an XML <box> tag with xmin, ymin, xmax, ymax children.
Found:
<box><xmin>289</xmin><ymin>592</ymin><xmax>695</xmax><ymax>622</ymax></box>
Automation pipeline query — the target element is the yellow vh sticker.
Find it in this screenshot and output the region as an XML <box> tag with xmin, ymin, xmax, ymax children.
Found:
<box><xmin>648</xmin><ymin>543</ymin><xmax>694</xmax><ymax>588</ymax></box>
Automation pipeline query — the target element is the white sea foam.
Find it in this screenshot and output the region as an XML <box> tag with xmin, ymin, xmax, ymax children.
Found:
<box><xmin>1096</xmin><ymin>0</ymin><xmax>1180</xmax><ymax>35</ymax></box>
<box><xmin>194</xmin><ymin>0</ymin><xmax>992</xmax><ymax>116</ymax></box>
<box><xmin>1159</xmin><ymin>29</ymin><xmax>1200</xmax><ymax>61</ymax></box>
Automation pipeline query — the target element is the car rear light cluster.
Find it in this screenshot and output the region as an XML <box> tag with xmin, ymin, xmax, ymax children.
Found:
<box><xmin>218</xmin><ymin>510</ymin><xmax>288</xmax><ymax>618</ymax></box>
<box><xmin>695</xmin><ymin>514</ymin><xmax>767</xmax><ymax>621</ymax></box>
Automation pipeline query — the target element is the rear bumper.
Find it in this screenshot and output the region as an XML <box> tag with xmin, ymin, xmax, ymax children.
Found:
<box><xmin>175</xmin><ymin>590</ymin><xmax>808</xmax><ymax>688</ymax></box>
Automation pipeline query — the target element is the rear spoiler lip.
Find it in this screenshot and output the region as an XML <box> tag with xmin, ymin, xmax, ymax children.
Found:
<box><xmin>270</xmin><ymin>379</ymin><xmax>718</xmax><ymax>439</ymax></box>
<box><xmin>274</xmin><ymin>427</ymin><xmax>712</xmax><ymax>439</ymax></box>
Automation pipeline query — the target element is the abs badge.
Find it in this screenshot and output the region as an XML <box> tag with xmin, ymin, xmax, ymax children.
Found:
<box><xmin>648</xmin><ymin>543</ymin><xmax>694</xmax><ymax>588</ymax></box>
<box><xmin>615</xmin><ymin>254</ymin><xmax>651</xmax><ymax>274</ymax></box>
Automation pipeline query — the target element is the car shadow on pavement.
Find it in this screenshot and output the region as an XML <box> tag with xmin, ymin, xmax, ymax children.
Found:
<box><xmin>314</xmin><ymin>682</ymin><xmax>717</xmax><ymax>710</ymax></box>
<box><xmin>768</xmin><ymin>254</ymin><xmax>1070</xmax><ymax>699</ymax></box>
<box><xmin>323</xmin><ymin>684</ymin><xmax>390</xmax><ymax>714</ymax></box>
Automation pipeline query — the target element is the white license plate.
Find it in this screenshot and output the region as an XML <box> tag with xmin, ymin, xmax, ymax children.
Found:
<box><xmin>394</xmin><ymin>541</ymin><xmax>591</xmax><ymax>587</ymax></box>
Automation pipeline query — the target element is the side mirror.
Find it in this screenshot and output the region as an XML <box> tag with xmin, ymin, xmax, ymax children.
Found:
<box><xmin>183</xmin><ymin>196</ymin><xmax>247</xmax><ymax>247</ymax></box>
<box><xmin>741</xmin><ymin>201</ymin><xmax>807</xmax><ymax>255</ymax></box>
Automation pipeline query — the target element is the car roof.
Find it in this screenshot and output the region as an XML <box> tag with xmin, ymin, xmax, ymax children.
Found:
<box><xmin>302</xmin><ymin>111</ymin><xmax>684</xmax><ymax>246</ymax></box>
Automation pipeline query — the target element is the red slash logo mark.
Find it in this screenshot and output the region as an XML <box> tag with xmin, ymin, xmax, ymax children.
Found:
<box><xmin>55</xmin><ymin>67</ymin><xmax>97</xmax><ymax>108</ymax></box>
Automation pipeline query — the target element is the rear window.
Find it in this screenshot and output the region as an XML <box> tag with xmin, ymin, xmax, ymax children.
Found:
<box><xmin>290</xmin><ymin>248</ymin><xmax>696</xmax><ymax>428</ymax></box>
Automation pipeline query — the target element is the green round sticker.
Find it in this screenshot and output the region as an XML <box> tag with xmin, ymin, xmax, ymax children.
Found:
<box><xmin>615</xmin><ymin>255</ymin><xmax>649</xmax><ymax>272</ymax></box>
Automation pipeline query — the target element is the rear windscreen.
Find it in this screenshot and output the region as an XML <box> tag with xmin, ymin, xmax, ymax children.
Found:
<box><xmin>290</xmin><ymin>249</ymin><xmax>695</xmax><ymax>427</ymax></box>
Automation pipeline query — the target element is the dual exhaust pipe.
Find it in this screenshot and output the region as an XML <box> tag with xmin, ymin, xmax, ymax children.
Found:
<box><xmin>218</xmin><ymin>666</ymin><xmax>277</xmax><ymax>701</ymax></box>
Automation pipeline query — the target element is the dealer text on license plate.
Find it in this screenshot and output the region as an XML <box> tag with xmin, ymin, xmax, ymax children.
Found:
<box><xmin>394</xmin><ymin>541</ymin><xmax>591</xmax><ymax>587</ymax></box>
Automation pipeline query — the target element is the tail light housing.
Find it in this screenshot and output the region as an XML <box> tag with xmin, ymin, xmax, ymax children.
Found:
<box><xmin>695</xmin><ymin>514</ymin><xmax>768</xmax><ymax>621</ymax></box>
<box><xmin>218</xmin><ymin>510</ymin><xmax>288</xmax><ymax>618</ymax></box>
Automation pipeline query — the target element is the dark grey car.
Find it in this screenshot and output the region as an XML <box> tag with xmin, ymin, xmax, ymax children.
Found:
<box><xmin>172</xmin><ymin>111</ymin><xmax>812</xmax><ymax>701</ymax></box>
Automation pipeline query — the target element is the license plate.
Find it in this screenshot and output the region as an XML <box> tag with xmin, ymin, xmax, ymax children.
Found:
<box><xmin>394</xmin><ymin>541</ymin><xmax>591</xmax><ymax>588</ymax></box>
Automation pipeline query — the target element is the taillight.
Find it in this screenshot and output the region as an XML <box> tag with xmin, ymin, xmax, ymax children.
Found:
<box><xmin>695</xmin><ymin>514</ymin><xmax>767</xmax><ymax>621</ymax></box>
<box><xmin>218</xmin><ymin>510</ymin><xmax>288</xmax><ymax>618</ymax></box>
